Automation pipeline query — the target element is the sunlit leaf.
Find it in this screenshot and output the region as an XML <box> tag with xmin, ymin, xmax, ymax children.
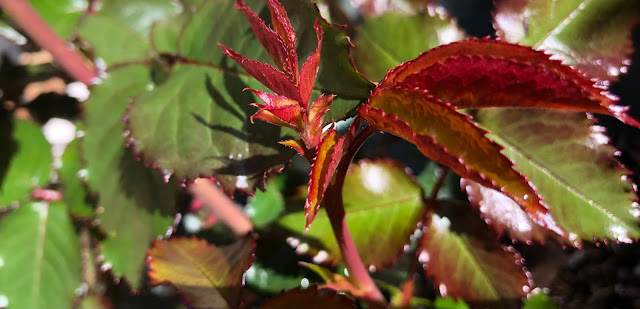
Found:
<box><xmin>475</xmin><ymin>109</ymin><xmax>640</xmax><ymax>243</ymax></box>
<box><xmin>147</xmin><ymin>236</ymin><xmax>255</xmax><ymax>309</ymax></box>
<box><xmin>462</xmin><ymin>179</ymin><xmax>548</xmax><ymax>243</ymax></box>
<box><xmin>0</xmin><ymin>201</ymin><xmax>81</xmax><ymax>309</ymax></box>
<box><xmin>260</xmin><ymin>286</ymin><xmax>356</xmax><ymax>309</ymax></box>
<box><xmin>433</xmin><ymin>296</ymin><xmax>470</xmax><ymax>309</ymax></box>
<box><xmin>83</xmin><ymin>66</ymin><xmax>178</xmax><ymax>289</ymax></box>
<box><xmin>29</xmin><ymin>0</ymin><xmax>85</xmax><ymax>39</ymax></box>
<box><xmin>494</xmin><ymin>0</ymin><xmax>640</xmax><ymax>81</ymax></box>
<box><xmin>278</xmin><ymin>159</ymin><xmax>423</xmax><ymax>267</ymax></box>
<box><xmin>353</xmin><ymin>10</ymin><xmax>465</xmax><ymax>81</ymax></box>
<box><xmin>0</xmin><ymin>117</ymin><xmax>51</xmax><ymax>208</ymax></box>
<box><xmin>523</xmin><ymin>290</ymin><xmax>558</xmax><ymax>309</ymax></box>
<box><xmin>359</xmin><ymin>87</ymin><xmax>562</xmax><ymax>233</ymax></box>
<box><xmin>421</xmin><ymin>202</ymin><xmax>531</xmax><ymax>309</ymax></box>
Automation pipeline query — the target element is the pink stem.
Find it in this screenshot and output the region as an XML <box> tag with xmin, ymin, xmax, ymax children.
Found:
<box><xmin>0</xmin><ymin>0</ymin><xmax>97</xmax><ymax>85</ymax></box>
<box><xmin>323</xmin><ymin>124</ymin><xmax>386</xmax><ymax>305</ymax></box>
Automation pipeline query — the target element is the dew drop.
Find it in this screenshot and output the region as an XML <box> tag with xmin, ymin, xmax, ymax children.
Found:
<box><xmin>75</xmin><ymin>283</ymin><xmax>89</xmax><ymax>296</ymax></box>
<box><xmin>0</xmin><ymin>295</ymin><xmax>8</xmax><ymax>308</ymax></box>
<box><xmin>162</xmin><ymin>170</ymin><xmax>172</xmax><ymax>183</ymax></box>
<box><xmin>0</xmin><ymin>257</ymin><xmax>4</xmax><ymax>268</ymax></box>
<box><xmin>343</xmin><ymin>268</ymin><xmax>349</xmax><ymax>277</ymax></box>
<box><xmin>286</xmin><ymin>237</ymin><xmax>300</xmax><ymax>248</ymax></box>
<box><xmin>301</xmin><ymin>278</ymin><xmax>310</xmax><ymax>288</ymax></box>
<box><xmin>368</xmin><ymin>265</ymin><xmax>377</xmax><ymax>272</ymax></box>
<box><xmin>295</xmin><ymin>243</ymin><xmax>309</xmax><ymax>255</ymax></box>
<box><xmin>438</xmin><ymin>284</ymin><xmax>448</xmax><ymax>296</ymax></box>
<box><xmin>523</xmin><ymin>194</ymin><xmax>529</xmax><ymax>200</ymax></box>
<box><xmin>100</xmin><ymin>262</ymin><xmax>112</xmax><ymax>272</ymax></box>
<box><xmin>403</xmin><ymin>244</ymin><xmax>411</xmax><ymax>252</ymax></box>
<box><xmin>523</xmin><ymin>285</ymin><xmax>531</xmax><ymax>293</ymax></box>
<box><xmin>418</xmin><ymin>251</ymin><xmax>430</xmax><ymax>263</ymax></box>
<box><xmin>312</xmin><ymin>250</ymin><xmax>328</xmax><ymax>264</ymax></box>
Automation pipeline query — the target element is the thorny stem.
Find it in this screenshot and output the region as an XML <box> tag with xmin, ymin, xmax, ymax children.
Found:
<box><xmin>400</xmin><ymin>166</ymin><xmax>450</xmax><ymax>306</ymax></box>
<box><xmin>0</xmin><ymin>0</ymin><xmax>97</xmax><ymax>85</ymax></box>
<box><xmin>323</xmin><ymin>122</ymin><xmax>387</xmax><ymax>306</ymax></box>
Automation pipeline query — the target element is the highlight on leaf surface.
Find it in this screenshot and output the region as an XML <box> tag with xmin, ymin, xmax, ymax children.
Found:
<box><xmin>359</xmin><ymin>86</ymin><xmax>563</xmax><ymax>234</ymax></box>
<box><xmin>147</xmin><ymin>235</ymin><xmax>255</xmax><ymax>309</ymax></box>
<box><xmin>421</xmin><ymin>202</ymin><xmax>532</xmax><ymax>309</ymax></box>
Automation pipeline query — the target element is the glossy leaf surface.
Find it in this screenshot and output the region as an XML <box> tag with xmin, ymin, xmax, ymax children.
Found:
<box><xmin>475</xmin><ymin>109</ymin><xmax>640</xmax><ymax>243</ymax></box>
<box><xmin>353</xmin><ymin>10</ymin><xmax>465</xmax><ymax>81</ymax></box>
<box><xmin>0</xmin><ymin>118</ymin><xmax>52</xmax><ymax>208</ymax></box>
<box><xmin>494</xmin><ymin>0</ymin><xmax>640</xmax><ymax>81</ymax></box>
<box><xmin>421</xmin><ymin>202</ymin><xmax>531</xmax><ymax>309</ymax></box>
<box><xmin>83</xmin><ymin>66</ymin><xmax>178</xmax><ymax>289</ymax></box>
<box><xmin>360</xmin><ymin>87</ymin><xmax>561</xmax><ymax>233</ymax></box>
<box><xmin>462</xmin><ymin>179</ymin><xmax>548</xmax><ymax>243</ymax></box>
<box><xmin>260</xmin><ymin>286</ymin><xmax>356</xmax><ymax>309</ymax></box>
<box><xmin>305</xmin><ymin>129</ymin><xmax>343</xmax><ymax>227</ymax></box>
<box><xmin>147</xmin><ymin>236</ymin><xmax>255</xmax><ymax>309</ymax></box>
<box><xmin>0</xmin><ymin>201</ymin><xmax>81</xmax><ymax>309</ymax></box>
<box><xmin>278</xmin><ymin>159</ymin><xmax>423</xmax><ymax>267</ymax></box>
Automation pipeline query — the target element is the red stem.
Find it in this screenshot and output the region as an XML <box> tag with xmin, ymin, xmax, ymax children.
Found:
<box><xmin>400</xmin><ymin>166</ymin><xmax>450</xmax><ymax>306</ymax></box>
<box><xmin>0</xmin><ymin>0</ymin><xmax>97</xmax><ymax>85</ymax></box>
<box><xmin>323</xmin><ymin>123</ymin><xmax>386</xmax><ymax>305</ymax></box>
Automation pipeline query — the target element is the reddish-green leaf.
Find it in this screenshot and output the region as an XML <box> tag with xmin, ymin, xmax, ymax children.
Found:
<box><xmin>378</xmin><ymin>39</ymin><xmax>638</xmax><ymax>127</ymax></box>
<box><xmin>462</xmin><ymin>179</ymin><xmax>548</xmax><ymax>243</ymax></box>
<box><xmin>147</xmin><ymin>236</ymin><xmax>255</xmax><ymax>309</ymax></box>
<box><xmin>421</xmin><ymin>202</ymin><xmax>531</xmax><ymax>309</ymax></box>
<box><xmin>305</xmin><ymin>129</ymin><xmax>344</xmax><ymax>228</ymax></box>
<box><xmin>494</xmin><ymin>0</ymin><xmax>640</xmax><ymax>81</ymax></box>
<box><xmin>474</xmin><ymin>109</ymin><xmax>640</xmax><ymax>243</ymax></box>
<box><xmin>265</xmin><ymin>0</ymin><xmax>298</xmax><ymax>80</ymax></box>
<box><xmin>299</xmin><ymin>20</ymin><xmax>323</xmax><ymax>108</ymax></box>
<box><xmin>260</xmin><ymin>286</ymin><xmax>356</xmax><ymax>309</ymax></box>
<box><xmin>300</xmin><ymin>262</ymin><xmax>366</xmax><ymax>298</ymax></box>
<box><xmin>278</xmin><ymin>159</ymin><xmax>424</xmax><ymax>267</ymax></box>
<box><xmin>359</xmin><ymin>87</ymin><xmax>562</xmax><ymax>234</ymax></box>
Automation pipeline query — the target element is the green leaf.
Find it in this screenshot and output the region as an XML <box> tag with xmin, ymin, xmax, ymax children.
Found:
<box><xmin>0</xmin><ymin>118</ymin><xmax>52</xmax><ymax>208</ymax></box>
<box><xmin>147</xmin><ymin>236</ymin><xmax>255</xmax><ymax>309</ymax></box>
<box><xmin>246</xmin><ymin>176</ymin><xmax>286</xmax><ymax>228</ymax></box>
<box><xmin>127</xmin><ymin>64</ymin><xmax>294</xmax><ymax>190</ymax></box>
<box><xmin>260</xmin><ymin>286</ymin><xmax>356</xmax><ymax>309</ymax></box>
<box><xmin>59</xmin><ymin>138</ymin><xmax>93</xmax><ymax>217</ymax></box>
<box><xmin>475</xmin><ymin>109</ymin><xmax>640</xmax><ymax>243</ymax></box>
<box><xmin>245</xmin><ymin>261</ymin><xmax>303</xmax><ymax>294</ymax></box>
<box><xmin>77</xmin><ymin>0</ymin><xmax>180</xmax><ymax>65</ymax></box>
<box><xmin>494</xmin><ymin>0</ymin><xmax>640</xmax><ymax>81</ymax></box>
<box><xmin>0</xmin><ymin>201</ymin><xmax>82</xmax><ymax>309</ymax></box>
<box><xmin>421</xmin><ymin>202</ymin><xmax>530</xmax><ymax>309</ymax></box>
<box><xmin>28</xmin><ymin>0</ymin><xmax>85</xmax><ymax>39</ymax></box>
<box><xmin>277</xmin><ymin>159</ymin><xmax>423</xmax><ymax>267</ymax></box>
<box><xmin>523</xmin><ymin>290</ymin><xmax>558</xmax><ymax>309</ymax></box>
<box><xmin>434</xmin><ymin>297</ymin><xmax>470</xmax><ymax>309</ymax></box>
<box><xmin>83</xmin><ymin>66</ymin><xmax>178</xmax><ymax>289</ymax></box>
<box><xmin>353</xmin><ymin>11</ymin><xmax>465</xmax><ymax>81</ymax></box>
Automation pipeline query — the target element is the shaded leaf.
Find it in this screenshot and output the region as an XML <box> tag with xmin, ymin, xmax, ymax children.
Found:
<box><xmin>494</xmin><ymin>0</ymin><xmax>640</xmax><ymax>81</ymax></box>
<box><xmin>260</xmin><ymin>286</ymin><xmax>356</xmax><ymax>309</ymax></box>
<box><xmin>29</xmin><ymin>0</ymin><xmax>85</xmax><ymax>39</ymax></box>
<box><xmin>244</xmin><ymin>261</ymin><xmax>302</xmax><ymax>294</ymax></box>
<box><xmin>83</xmin><ymin>66</ymin><xmax>178</xmax><ymax>289</ymax></box>
<box><xmin>0</xmin><ymin>201</ymin><xmax>81</xmax><ymax>309</ymax></box>
<box><xmin>462</xmin><ymin>179</ymin><xmax>548</xmax><ymax>243</ymax></box>
<box><xmin>278</xmin><ymin>159</ymin><xmax>423</xmax><ymax>267</ymax></box>
<box><xmin>300</xmin><ymin>262</ymin><xmax>366</xmax><ymax>298</ymax></box>
<box><xmin>474</xmin><ymin>109</ymin><xmax>640</xmax><ymax>243</ymax></box>
<box><xmin>0</xmin><ymin>118</ymin><xmax>51</xmax><ymax>208</ymax></box>
<box><xmin>59</xmin><ymin>138</ymin><xmax>93</xmax><ymax>217</ymax></box>
<box><xmin>421</xmin><ymin>202</ymin><xmax>531</xmax><ymax>309</ymax></box>
<box><xmin>127</xmin><ymin>64</ymin><xmax>294</xmax><ymax>191</ymax></box>
<box><xmin>353</xmin><ymin>10</ymin><xmax>465</xmax><ymax>81</ymax></box>
<box><xmin>359</xmin><ymin>87</ymin><xmax>562</xmax><ymax>233</ymax></box>
<box><xmin>147</xmin><ymin>236</ymin><xmax>255</xmax><ymax>309</ymax></box>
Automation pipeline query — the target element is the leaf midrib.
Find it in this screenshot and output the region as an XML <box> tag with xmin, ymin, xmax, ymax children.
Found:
<box><xmin>533</xmin><ymin>0</ymin><xmax>591</xmax><ymax>49</ymax></box>
<box><xmin>33</xmin><ymin>203</ymin><xmax>49</xmax><ymax>307</ymax></box>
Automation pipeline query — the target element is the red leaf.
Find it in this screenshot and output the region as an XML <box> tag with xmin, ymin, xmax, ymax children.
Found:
<box><xmin>308</xmin><ymin>94</ymin><xmax>335</xmax><ymax>146</ymax></box>
<box><xmin>299</xmin><ymin>20</ymin><xmax>323</xmax><ymax>108</ymax></box>
<box><xmin>266</xmin><ymin>0</ymin><xmax>298</xmax><ymax>80</ymax></box>
<box><xmin>379</xmin><ymin>38</ymin><xmax>639</xmax><ymax>128</ymax></box>
<box><xmin>260</xmin><ymin>286</ymin><xmax>356</xmax><ymax>309</ymax></box>
<box><xmin>218</xmin><ymin>44</ymin><xmax>301</xmax><ymax>102</ymax></box>
<box><xmin>278</xmin><ymin>139</ymin><xmax>306</xmax><ymax>158</ymax></box>
<box><xmin>251</xmin><ymin>108</ymin><xmax>301</xmax><ymax>130</ymax></box>
<box><xmin>147</xmin><ymin>236</ymin><xmax>255</xmax><ymax>309</ymax></box>
<box><xmin>359</xmin><ymin>87</ymin><xmax>564</xmax><ymax>235</ymax></box>
<box><xmin>305</xmin><ymin>129</ymin><xmax>344</xmax><ymax>229</ymax></box>
<box><xmin>462</xmin><ymin>179</ymin><xmax>548</xmax><ymax>243</ymax></box>
<box><xmin>248</xmin><ymin>89</ymin><xmax>304</xmax><ymax>129</ymax></box>
<box><xmin>235</xmin><ymin>0</ymin><xmax>289</xmax><ymax>73</ymax></box>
